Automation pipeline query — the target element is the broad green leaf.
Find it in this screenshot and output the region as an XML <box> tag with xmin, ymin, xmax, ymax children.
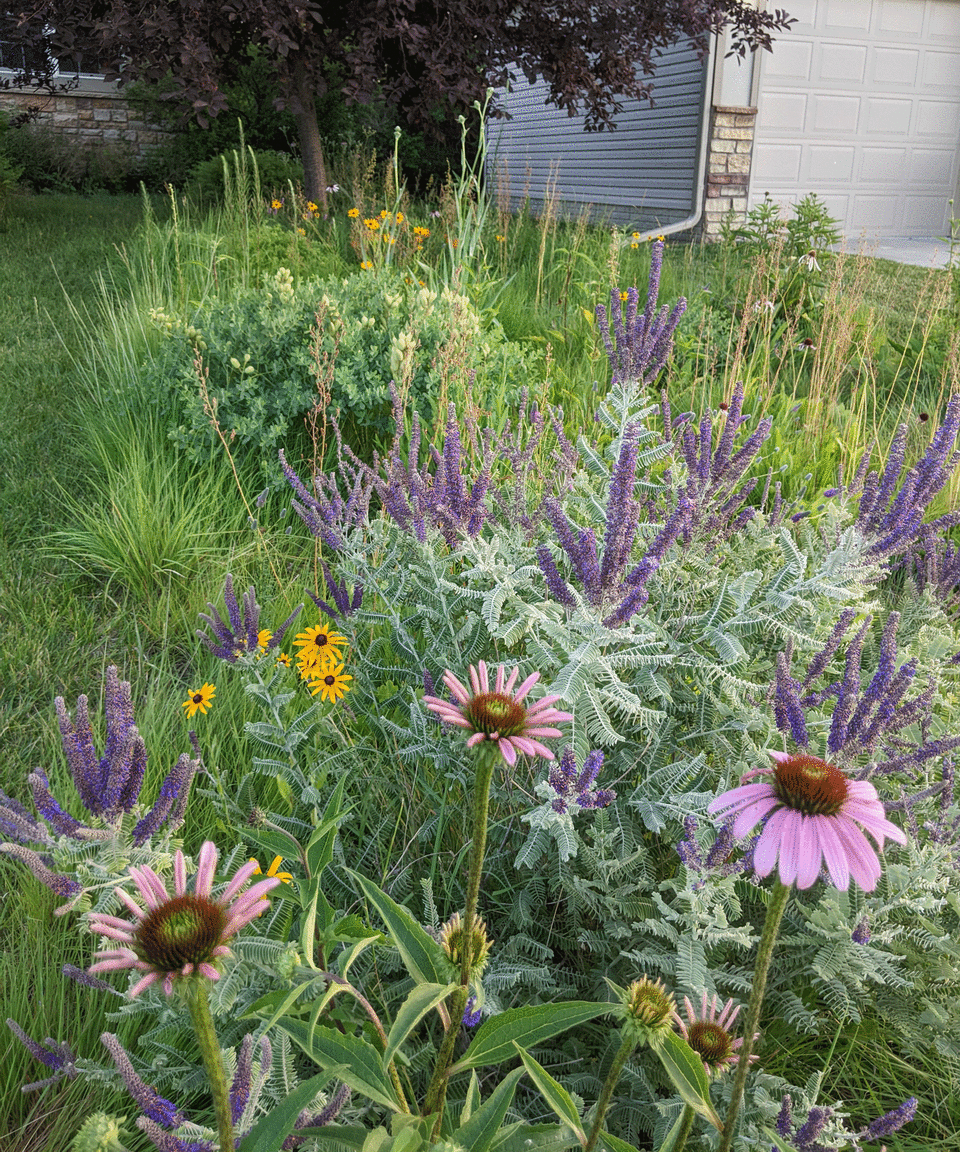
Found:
<box><xmin>348</xmin><ymin>869</ymin><xmax>449</xmax><ymax>986</ymax></box>
<box><xmin>655</xmin><ymin>1110</ymin><xmax>689</xmax><ymax>1152</ymax></box>
<box><xmin>274</xmin><ymin>1016</ymin><xmax>402</xmax><ymax>1112</ymax></box>
<box><xmin>246</xmin><ymin>970</ymin><xmax>331</xmax><ymax>1035</ymax></box>
<box><xmin>762</xmin><ymin>1128</ymin><xmax>795</xmax><ymax>1152</ymax></box>
<box><xmin>514</xmin><ymin>1044</ymin><xmax>586</xmax><ymax>1143</ymax></box>
<box><xmin>306</xmin><ymin>776</ymin><xmax>349</xmax><ymax>877</ymax></box>
<box><xmin>597</xmin><ymin>1131</ymin><xmax>637</xmax><ymax>1152</ymax></box>
<box><xmin>453</xmin><ymin>1066</ymin><xmax>525</xmax><ymax>1152</ymax></box>
<box><xmin>383</xmin><ymin>982</ymin><xmax>458</xmax><ymax>1069</ymax></box>
<box><xmin>237</xmin><ymin>1069</ymin><xmax>333</xmax><ymax>1152</ymax></box>
<box><xmin>451</xmin><ymin>1002</ymin><xmax>609</xmax><ymax>1073</ymax></box>
<box><xmin>490</xmin><ymin>1122</ymin><xmax>584</xmax><ymax>1152</ymax></box>
<box><xmin>461</xmin><ymin>1070</ymin><xmax>482</xmax><ymax>1124</ymax></box>
<box><xmin>651</xmin><ymin>1031</ymin><xmax>721</xmax><ymax>1130</ymax></box>
<box><xmin>287</xmin><ymin>1124</ymin><xmax>369</xmax><ymax>1150</ymax></box>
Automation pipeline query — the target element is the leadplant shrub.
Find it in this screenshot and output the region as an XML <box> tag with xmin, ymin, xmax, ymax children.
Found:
<box><xmin>145</xmin><ymin>263</ymin><xmax>534</xmax><ymax>471</ymax></box>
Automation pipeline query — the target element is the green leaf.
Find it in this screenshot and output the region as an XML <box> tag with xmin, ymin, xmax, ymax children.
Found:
<box><xmin>453</xmin><ymin>1066</ymin><xmax>525</xmax><ymax>1152</ymax></box>
<box><xmin>461</xmin><ymin>1070</ymin><xmax>482</xmax><ymax>1124</ymax></box>
<box><xmin>490</xmin><ymin>1123</ymin><xmax>584</xmax><ymax>1152</ymax></box>
<box><xmin>596</xmin><ymin>1131</ymin><xmax>637</xmax><ymax>1152</ymax></box>
<box><xmin>273</xmin><ymin>1016</ymin><xmax>402</xmax><ymax>1112</ymax></box>
<box><xmin>306</xmin><ymin>776</ymin><xmax>349</xmax><ymax>877</ymax></box>
<box><xmin>237</xmin><ymin>1069</ymin><xmax>334</xmax><ymax>1152</ymax></box>
<box><xmin>655</xmin><ymin>1110</ymin><xmax>689</xmax><ymax>1152</ymax></box>
<box><xmin>761</xmin><ymin>1128</ymin><xmax>795</xmax><ymax>1152</ymax></box>
<box><xmin>451</xmin><ymin>1002</ymin><xmax>610</xmax><ymax>1073</ymax></box>
<box><xmin>650</xmin><ymin>1031</ymin><xmax>721</xmax><ymax>1130</ymax></box>
<box><xmin>383</xmin><ymin>982</ymin><xmax>458</xmax><ymax>1069</ymax></box>
<box><xmin>348</xmin><ymin>869</ymin><xmax>449</xmax><ymax>986</ymax></box>
<box><xmin>513</xmin><ymin>1044</ymin><xmax>585</xmax><ymax>1143</ymax></box>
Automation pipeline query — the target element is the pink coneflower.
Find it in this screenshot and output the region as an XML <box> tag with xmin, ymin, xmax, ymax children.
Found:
<box><xmin>88</xmin><ymin>842</ymin><xmax>281</xmax><ymax>996</ymax></box>
<box><xmin>708</xmin><ymin>751</ymin><xmax>906</xmax><ymax>891</ymax></box>
<box><xmin>423</xmin><ymin>661</ymin><xmax>572</xmax><ymax>766</ymax></box>
<box><xmin>677</xmin><ymin>993</ymin><xmax>757</xmax><ymax>1077</ymax></box>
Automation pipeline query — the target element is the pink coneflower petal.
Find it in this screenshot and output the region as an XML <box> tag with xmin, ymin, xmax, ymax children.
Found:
<box><xmin>219</xmin><ymin>859</ymin><xmax>260</xmax><ymax>905</ymax></box>
<box><xmin>498</xmin><ymin>739</ymin><xmax>518</xmax><ymax>766</ymax></box>
<box><xmin>198</xmin><ymin>963</ymin><xmax>220</xmax><ymax>980</ymax></box>
<box><xmin>173</xmin><ymin>851</ymin><xmax>187</xmax><ymax>897</ymax></box>
<box><xmin>833</xmin><ymin>817</ymin><xmax>882</xmax><ymax>891</ymax></box>
<box><xmin>795</xmin><ymin>819</ymin><xmax>823</xmax><ymax>889</ymax></box>
<box><xmin>513</xmin><ymin>671</ymin><xmax>541</xmax><ymax>703</ymax></box>
<box><xmin>753</xmin><ymin>807</ymin><xmax>791</xmax><ymax>877</ymax></box>
<box><xmin>708</xmin><ymin>781</ymin><xmax>775</xmax><ymax>816</ymax></box>
<box><xmin>441</xmin><ymin>672</ymin><xmax>472</xmax><ymax>706</ymax></box>
<box><xmin>194</xmin><ymin>842</ymin><xmax>218</xmax><ymax>898</ymax></box>
<box><xmin>731</xmin><ymin>793</ymin><xmax>780</xmax><ymax>839</ymax></box>
<box><xmin>816</xmin><ymin>816</ymin><xmax>850</xmax><ymax>889</ymax></box>
<box><xmin>129</xmin><ymin>972</ymin><xmax>161</xmax><ymax>998</ymax></box>
<box><xmin>129</xmin><ymin>865</ymin><xmax>168</xmax><ymax>909</ymax></box>
<box><xmin>113</xmin><ymin>887</ymin><xmax>146</xmax><ymax>920</ymax></box>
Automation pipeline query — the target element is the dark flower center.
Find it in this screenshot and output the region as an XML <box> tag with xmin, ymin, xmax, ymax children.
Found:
<box><xmin>773</xmin><ymin>754</ymin><xmax>848</xmax><ymax>817</ymax></box>
<box><xmin>192</xmin><ymin>693</ymin><xmax>203</xmax><ymax>704</ymax></box>
<box><xmin>135</xmin><ymin>894</ymin><xmax>227</xmax><ymax>971</ymax></box>
<box><xmin>324</xmin><ymin>675</ymin><xmax>335</xmax><ymax>686</ymax></box>
<box><xmin>464</xmin><ymin>692</ymin><xmax>526</xmax><ymax>736</ymax></box>
<box><xmin>313</xmin><ymin>634</ymin><xmax>333</xmax><ymax>648</ymax></box>
<box><xmin>688</xmin><ymin>1021</ymin><xmax>733</xmax><ymax>1064</ymax></box>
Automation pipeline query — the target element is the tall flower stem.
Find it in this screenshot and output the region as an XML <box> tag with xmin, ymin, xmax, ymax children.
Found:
<box><xmin>423</xmin><ymin>742</ymin><xmax>499</xmax><ymax>1122</ymax></box>
<box><xmin>187</xmin><ymin>978</ymin><xmax>235</xmax><ymax>1152</ymax></box>
<box><xmin>584</xmin><ymin>1031</ymin><xmax>637</xmax><ymax>1152</ymax></box>
<box><xmin>717</xmin><ymin>880</ymin><xmax>792</xmax><ymax>1152</ymax></box>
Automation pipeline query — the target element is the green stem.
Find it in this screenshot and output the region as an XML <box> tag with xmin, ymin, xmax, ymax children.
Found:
<box><xmin>187</xmin><ymin>979</ymin><xmax>234</xmax><ymax>1152</ymax></box>
<box><xmin>422</xmin><ymin>742</ymin><xmax>499</xmax><ymax>1123</ymax></box>
<box><xmin>670</xmin><ymin>1105</ymin><xmax>697</xmax><ymax>1152</ymax></box>
<box><xmin>584</xmin><ymin>1031</ymin><xmax>637</xmax><ymax>1152</ymax></box>
<box><xmin>717</xmin><ymin>880</ymin><xmax>792</xmax><ymax>1152</ymax></box>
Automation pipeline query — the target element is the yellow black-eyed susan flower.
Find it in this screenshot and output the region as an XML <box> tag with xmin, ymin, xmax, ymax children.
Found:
<box><xmin>182</xmin><ymin>683</ymin><xmax>216</xmax><ymax>718</ymax></box>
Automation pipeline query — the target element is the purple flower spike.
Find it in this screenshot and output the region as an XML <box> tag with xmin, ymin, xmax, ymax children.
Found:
<box><xmin>197</xmin><ymin>574</ymin><xmax>302</xmax><ymax>662</ymax></box>
<box><xmin>547</xmin><ymin>747</ymin><xmax>615</xmax><ymax>813</ymax></box>
<box><xmin>0</xmin><ymin>842</ymin><xmax>81</xmax><ymax>902</ymax></box>
<box><xmin>101</xmin><ymin>1033</ymin><xmax>184</xmax><ymax>1127</ymax></box>
<box><xmin>596</xmin><ymin>240</ymin><xmax>687</xmax><ymax>387</ymax></box>
<box><xmin>858</xmin><ymin>1096</ymin><xmax>917</xmax><ymax>1140</ymax></box>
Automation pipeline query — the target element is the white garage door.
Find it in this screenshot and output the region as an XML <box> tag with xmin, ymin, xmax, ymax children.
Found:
<box><xmin>750</xmin><ymin>0</ymin><xmax>960</xmax><ymax>240</ymax></box>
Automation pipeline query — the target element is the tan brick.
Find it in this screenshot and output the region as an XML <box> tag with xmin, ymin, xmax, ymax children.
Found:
<box><xmin>711</xmin><ymin>139</ymin><xmax>736</xmax><ymax>154</ymax></box>
<box><xmin>713</xmin><ymin>112</ymin><xmax>738</xmax><ymax>128</ymax></box>
<box><xmin>716</xmin><ymin>127</ymin><xmax>753</xmax><ymax>141</ymax></box>
<box><xmin>734</xmin><ymin>114</ymin><xmax>757</xmax><ymax>128</ymax></box>
<box><xmin>727</xmin><ymin>152</ymin><xmax>751</xmax><ymax>174</ymax></box>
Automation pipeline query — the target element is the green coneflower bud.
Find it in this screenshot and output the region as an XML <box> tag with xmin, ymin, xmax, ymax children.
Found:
<box><xmin>70</xmin><ymin>1112</ymin><xmax>129</xmax><ymax>1152</ymax></box>
<box><xmin>617</xmin><ymin>976</ymin><xmax>678</xmax><ymax>1044</ymax></box>
<box><xmin>440</xmin><ymin>911</ymin><xmax>493</xmax><ymax>976</ymax></box>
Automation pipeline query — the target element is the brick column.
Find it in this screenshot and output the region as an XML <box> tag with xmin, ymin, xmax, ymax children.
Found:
<box><xmin>703</xmin><ymin>105</ymin><xmax>757</xmax><ymax>241</ymax></box>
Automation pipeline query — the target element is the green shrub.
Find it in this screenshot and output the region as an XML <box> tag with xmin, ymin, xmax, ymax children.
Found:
<box><xmin>1</xmin><ymin>120</ymin><xmax>139</xmax><ymax>193</ymax></box>
<box><xmin>140</xmin><ymin>263</ymin><xmax>536</xmax><ymax>472</ymax></box>
<box><xmin>185</xmin><ymin>148</ymin><xmax>304</xmax><ymax>207</ymax></box>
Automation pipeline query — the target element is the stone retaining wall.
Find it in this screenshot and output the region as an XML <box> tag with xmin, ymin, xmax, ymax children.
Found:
<box><xmin>703</xmin><ymin>104</ymin><xmax>758</xmax><ymax>240</ymax></box>
<box><xmin>0</xmin><ymin>79</ymin><xmax>169</xmax><ymax>157</ymax></box>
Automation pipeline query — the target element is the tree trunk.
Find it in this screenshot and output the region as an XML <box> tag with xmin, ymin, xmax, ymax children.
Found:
<box><xmin>291</xmin><ymin>56</ymin><xmax>328</xmax><ymax>210</ymax></box>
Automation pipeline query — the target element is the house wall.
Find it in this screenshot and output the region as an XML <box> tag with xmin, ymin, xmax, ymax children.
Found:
<box><xmin>0</xmin><ymin>78</ymin><xmax>169</xmax><ymax>158</ymax></box>
<box><xmin>486</xmin><ymin>41</ymin><xmax>710</xmax><ymax>232</ymax></box>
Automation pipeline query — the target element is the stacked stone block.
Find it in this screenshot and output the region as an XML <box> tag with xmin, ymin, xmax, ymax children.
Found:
<box><xmin>0</xmin><ymin>85</ymin><xmax>169</xmax><ymax>158</ymax></box>
<box><xmin>703</xmin><ymin>105</ymin><xmax>757</xmax><ymax>240</ymax></box>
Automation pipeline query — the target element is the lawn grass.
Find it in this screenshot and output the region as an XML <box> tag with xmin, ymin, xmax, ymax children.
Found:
<box><xmin>1</xmin><ymin>181</ymin><xmax>958</xmax><ymax>1150</ymax></box>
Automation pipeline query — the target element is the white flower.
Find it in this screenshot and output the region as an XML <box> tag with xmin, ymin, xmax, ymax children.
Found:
<box><xmin>798</xmin><ymin>249</ymin><xmax>821</xmax><ymax>272</ymax></box>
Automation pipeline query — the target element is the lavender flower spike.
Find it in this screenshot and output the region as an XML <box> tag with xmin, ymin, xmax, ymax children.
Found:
<box><xmin>858</xmin><ymin>1096</ymin><xmax>917</xmax><ymax>1140</ymax></box>
<box><xmin>547</xmin><ymin>747</ymin><xmax>615</xmax><ymax>813</ymax></box>
<box><xmin>101</xmin><ymin>1032</ymin><xmax>184</xmax><ymax>1128</ymax></box>
<box><xmin>596</xmin><ymin>239</ymin><xmax>687</xmax><ymax>386</ymax></box>
<box><xmin>0</xmin><ymin>842</ymin><xmax>81</xmax><ymax>902</ymax></box>
<box><xmin>7</xmin><ymin>1020</ymin><xmax>77</xmax><ymax>1091</ymax></box>
<box><xmin>197</xmin><ymin>574</ymin><xmax>302</xmax><ymax>662</ymax></box>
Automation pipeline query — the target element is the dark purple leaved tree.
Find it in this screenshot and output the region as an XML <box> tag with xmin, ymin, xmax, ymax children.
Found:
<box><xmin>4</xmin><ymin>2</ymin><xmax>791</xmax><ymax>205</ymax></box>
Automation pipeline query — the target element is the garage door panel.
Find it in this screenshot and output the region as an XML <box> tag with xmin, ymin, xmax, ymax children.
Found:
<box><xmin>812</xmin><ymin>94</ymin><xmax>861</xmax><ymax>131</ymax></box>
<box><xmin>751</xmin><ymin>0</ymin><xmax>960</xmax><ymax>240</ymax></box>
<box><xmin>878</xmin><ymin>0</ymin><xmax>926</xmax><ymax>34</ymax></box>
<box><xmin>860</xmin><ymin>146</ymin><xmax>909</xmax><ymax>179</ymax></box>
<box><xmin>865</xmin><ymin>96</ymin><xmax>914</xmax><ymax>133</ymax></box>
<box><xmin>871</xmin><ymin>46</ymin><xmax>921</xmax><ymax>84</ymax></box>
<box><xmin>807</xmin><ymin>145</ymin><xmax>857</xmax><ymax>179</ymax></box>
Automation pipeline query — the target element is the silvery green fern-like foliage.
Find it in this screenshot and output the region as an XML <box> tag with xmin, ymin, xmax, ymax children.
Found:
<box><xmin>273</xmin><ymin>356</ymin><xmax>960</xmax><ymax>1138</ymax></box>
